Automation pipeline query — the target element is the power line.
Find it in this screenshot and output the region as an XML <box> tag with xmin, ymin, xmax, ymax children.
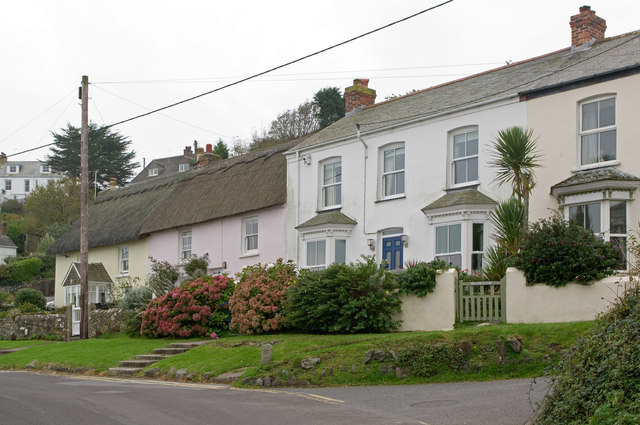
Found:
<box><xmin>104</xmin><ymin>0</ymin><xmax>455</xmax><ymax>128</ymax></box>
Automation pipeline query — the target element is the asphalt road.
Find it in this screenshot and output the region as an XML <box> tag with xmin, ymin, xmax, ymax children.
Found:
<box><xmin>0</xmin><ymin>371</ymin><xmax>547</xmax><ymax>425</ymax></box>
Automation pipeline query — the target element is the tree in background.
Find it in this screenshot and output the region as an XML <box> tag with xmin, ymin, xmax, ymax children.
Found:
<box><xmin>23</xmin><ymin>177</ymin><xmax>87</xmax><ymax>238</ymax></box>
<box><xmin>46</xmin><ymin>123</ymin><xmax>140</xmax><ymax>190</ymax></box>
<box><xmin>313</xmin><ymin>87</ymin><xmax>345</xmax><ymax>129</ymax></box>
<box><xmin>211</xmin><ymin>139</ymin><xmax>229</xmax><ymax>159</ymax></box>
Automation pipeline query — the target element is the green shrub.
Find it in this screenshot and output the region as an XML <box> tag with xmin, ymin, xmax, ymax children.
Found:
<box><xmin>535</xmin><ymin>283</ymin><xmax>640</xmax><ymax>424</ymax></box>
<box><xmin>182</xmin><ymin>253</ymin><xmax>209</xmax><ymax>280</ymax></box>
<box><xmin>17</xmin><ymin>302</ymin><xmax>41</xmax><ymax>314</ymax></box>
<box><xmin>39</xmin><ymin>255</ymin><xmax>56</xmax><ymax>278</ymax></box>
<box><xmin>229</xmin><ymin>259</ymin><xmax>296</xmax><ymax>334</ymax></box>
<box><xmin>14</xmin><ymin>288</ymin><xmax>46</xmax><ymax>310</ymax></box>
<box><xmin>397</xmin><ymin>260</ymin><xmax>449</xmax><ymax>297</ymax></box>
<box><xmin>119</xmin><ymin>286</ymin><xmax>153</xmax><ymax>311</ymax></box>
<box><xmin>396</xmin><ymin>342</ymin><xmax>465</xmax><ymax>377</ymax></box>
<box><xmin>285</xmin><ymin>256</ymin><xmax>401</xmax><ymax>333</ymax></box>
<box><xmin>147</xmin><ymin>258</ymin><xmax>180</xmax><ymax>296</ymax></box>
<box><xmin>141</xmin><ymin>275</ymin><xmax>234</xmax><ymax>338</ymax></box>
<box><xmin>0</xmin><ymin>291</ymin><xmax>11</xmax><ymax>304</ymax></box>
<box><xmin>516</xmin><ymin>217</ymin><xmax>620</xmax><ymax>287</ymax></box>
<box><xmin>8</xmin><ymin>257</ymin><xmax>43</xmax><ymax>283</ymax></box>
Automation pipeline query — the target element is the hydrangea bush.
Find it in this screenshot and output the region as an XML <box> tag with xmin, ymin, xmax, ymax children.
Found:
<box><xmin>140</xmin><ymin>275</ymin><xmax>234</xmax><ymax>338</ymax></box>
<box><xmin>228</xmin><ymin>259</ymin><xmax>296</xmax><ymax>334</ymax></box>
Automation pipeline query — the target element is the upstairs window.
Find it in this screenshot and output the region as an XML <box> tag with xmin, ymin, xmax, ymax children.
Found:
<box><xmin>382</xmin><ymin>145</ymin><xmax>405</xmax><ymax>198</ymax></box>
<box><xmin>321</xmin><ymin>159</ymin><xmax>341</xmax><ymax>208</ymax></box>
<box><xmin>179</xmin><ymin>229</ymin><xmax>192</xmax><ymax>261</ymax></box>
<box><xmin>242</xmin><ymin>217</ymin><xmax>258</xmax><ymax>255</ymax></box>
<box><xmin>178</xmin><ymin>163</ymin><xmax>190</xmax><ymax>172</ymax></box>
<box><xmin>580</xmin><ymin>97</ymin><xmax>616</xmax><ymax>165</ymax></box>
<box><xmin>452</xmin><ymin>128</ymin><xmax>478</xmax><ymax>185</ymax></box>
<box><xmin>40</xmin><ymin>165</ymin><xmax>51</xmax><ymax>173</ymax></box>
<box><xmin>120</xmin><ymin>247</ymin><xmax>129</xmax><ymax>274</ymax></box>
<box><xmin>4</xmin><ymin>180</ymin><xmax>11</xmax><ymax>191</ymax></box>
<box><xmin>24</xmin><ymin>180</ymin><xmax>30</xmax><ymax>193</ymax></box>
<box><xmin>7</xmin><ymin>165</ymin><xmax>18</xmax><ymax>174</ymax></box>
<box><xmin>149</xmin><ymin>168</ymin><xmax>159</xmax><ymax>177</ymax></box>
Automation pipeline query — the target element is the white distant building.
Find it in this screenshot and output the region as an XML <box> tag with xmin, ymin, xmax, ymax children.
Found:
<box><xmin>0</xmin><ymin>161</ymin><xmax>64</xmax><ymax>202</ymax></box>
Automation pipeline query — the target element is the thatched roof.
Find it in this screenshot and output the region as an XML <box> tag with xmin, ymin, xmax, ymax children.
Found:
<box><xmin>47</xmin><ymin>139</ymin><xmax>304</xmax><ymax>255</ymax></box>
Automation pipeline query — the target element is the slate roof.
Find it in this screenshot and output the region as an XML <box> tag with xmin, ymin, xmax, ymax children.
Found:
<box><xmin>551</xmin><ymin>167</ymin><xmax>640</xmax><ymax>197</ymax></box>
<box><xmin>295</xmin><ymin>211</ymin><xmax>358</xmax><ymax>229</ymax></box>
<box><xmin>291</xmin><ymin>30</ymin><xmax>640</xmax><ymax>152</ymax></box>
<box><xmin>0</xmin><ymin>161</ymin><xmax>63</xmax><ymax>178</ymax></box>
<box><xmin>0</xmin><ymin>235</ymin><xmax>17</xmax><ymax>249</ymax></box>
<box><xmin>130</xmin><ymin>155</ymin><xmax>193</xmax><ymax>184</ymax></box>
<box><xmin>62</xmin><ymin>262</ymin><xmax>113</xmax><ymax>287</ymax></box>
<box><xmin>47</xmin><ymin>139</ymin><xmax>304</xmax><ymax>255</ymax></box>
<box><xmin>422</xmin><ymin>190</ymin><xmax>497</xmax><ymax>213</ymax></box>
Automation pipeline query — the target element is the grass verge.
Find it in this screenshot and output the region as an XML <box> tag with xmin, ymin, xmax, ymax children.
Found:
<box><xmin>0</xmin><ymin>321</ymin><xmax>593</xmax><ymax>386</ymax></box>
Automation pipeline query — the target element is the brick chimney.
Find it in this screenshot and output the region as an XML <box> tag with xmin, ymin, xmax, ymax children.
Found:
<box><xmin>206</xmin><ymin>144</ymin><xmax>213</xmax><ymax>153</ymax></box>
<box><xmin>183</xmin><ymin>146</ymin><xmax>193</xmax><ymax>158</ymax></box>
<box><xmin>345</xmin><ymin>78</ymin><xmax>376</xmax><ymax>116</ymax></box>
<box><xmin>570</xmin><ymin>6</ymin><xmax>606</xmax><ymax>48</ymax></box>
<box><xmin>109</xmin><ymin>178</ymin><xmax>117</xmax><ymax>190</ymax></box>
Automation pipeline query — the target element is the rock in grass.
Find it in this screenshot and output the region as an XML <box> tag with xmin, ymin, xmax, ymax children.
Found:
<box><xmin>301</xmin><ymin>357</ymin><xmax>321</xmax><ymax>370</ymax></box>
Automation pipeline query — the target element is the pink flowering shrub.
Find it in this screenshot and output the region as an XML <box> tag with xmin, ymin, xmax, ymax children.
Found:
<box><xmin>229</xmin><ymin>259</ymin><xmax>296</xmax><ymax>334</ymax></box>
<box><xmin>140</xmin><ymin>275</ymin><xmax>234</xmax><ymax>338</ymax></box>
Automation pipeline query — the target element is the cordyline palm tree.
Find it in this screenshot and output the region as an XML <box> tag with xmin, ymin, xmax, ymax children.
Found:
<box><xmin>489</xmin><ymin>126</ymin><xmax>541</xmax><ymax>225</ymax></box>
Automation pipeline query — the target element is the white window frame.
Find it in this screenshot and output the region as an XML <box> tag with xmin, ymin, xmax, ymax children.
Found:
<box><xmin>40</xmin><ymin>164</ymin><xmax>51</xmax><ymax>174</ymax></box>
<box><xmin>579</xmin><ymin>96</ymin><xmax>616</xmax><ymax>167</ymax></box>
<box><xmin>120</xmin><ymin>247</ymin><xmax>129</xmax><ymax>275</ymax></box>
<box><xmin>306</xmin><ymin>239</ymin><xmax>327</xmax><ymax>271</ymax></box>
<box><xmin>241</xmin><ymin>216</ymin><xmax>259</xmax><ymax>256</ymax></box>
<box><xmin>566</xmin><ymin>198</ymin><xmax>628</xmax><ymax>269</ymax></box>
<box><xmin>7</xmin><ymin>165</ymin><xmax>18</xmax><ymax>174</ymax></box>
<box><xmin>4</xmin><ymin>180</ymin><xmax>11</xmax><ymax>191</ymax></box>
<box><xmin>178</xmin><ymin>163</ymin><xmax>190</xmax><ymax>172</ymax></box>
<box><xmin>149</xmin><ymin>167</ymin><xmax>159</xmax><ymax>177</ymax></box>
<box><xmin>300</xmin><ymin>227</ymin><xmax>352</xmax><ymax>270</ymax></box>
<box><xmin>450</xmin><ymin>127</ymin><xmax>479</xmax><ymax>187</ymax></box>
<box><xmin>471</xmin><ymin>222</ymin><xmax>484</xmax><ymax>271</ymax></box>
<box><xmin>435</xmin><ymin>223</ymin><xmax>462</xmax><ymax>268</ymax></box>
<box><xmin>320</xmin><ymin>158</ymin><xmax>342</xmax><ymax>209</ymax></box>
<box><xmin>380</xmin><ymin>144</ymin><xmax>405</xmax><ymax>199</ymax></box>
<box><xmin>179</xmin><ymin>229</ymin><xmax>192</xmax><ymax>262</ymax></box>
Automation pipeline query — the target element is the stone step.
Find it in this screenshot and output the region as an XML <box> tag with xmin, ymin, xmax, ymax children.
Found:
<box><xmin>169</xmin><ymin>341</ymin><xmax>210</xmax><ymax>349</ymax></box>
<box><xmin>152</xmin><ymin>347</ymin><xmax>190</xmax><ymax>355</ymax></box>
<box><xmin>118</xmin><ymin>359</ymin><xmax>159</xmax><ymax>368</ymax></box>
<box><xmin>136</xmin><ymin>354</ymin><xmax>170</xmax><ymax>361</ymax></box>
<box><xmin>0</xmin><ymin>347</ymin><xmax>28</xmax><ymax>356</ymax></box>
<box><xmin>107</xmin><ymin>367</ymin><xmax>143</xmax><ymax>377</ymax></box>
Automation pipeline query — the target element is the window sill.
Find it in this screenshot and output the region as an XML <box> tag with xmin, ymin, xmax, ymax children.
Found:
<box><xmin>375</xmin><ymin>195</ymin><xmax>406</xmax><ymax>203</ymax></box>
<box><xmin>448</xmin><ymin>181</ymin><xmax>479</xmax><ymax>191</ymax></box>
<box><xmin>571</xmin><ymin>160</ymin><xmax>620</xmax><ymax>173</ymax></box>
<box><xmin>317</xmin><ymin>205</ymin><xmax>341</xmax><ymax>213</ymax></box>
<box><xmin>240</xmin><ymin>252</ymin><xmax>259</xmax><ymax>259</ymax></box>
<box><xmin>115</xmin><ymin>273</ymin><xmax>129</xmax><ymax>278</ymax></box>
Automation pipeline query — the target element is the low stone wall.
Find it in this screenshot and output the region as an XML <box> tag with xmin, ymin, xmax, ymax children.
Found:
<box><xmin>394</xmin><ymin>269</ymin><xmax>457</xmax><ymax>332</ymax></box>
<box><xmin>0</xmin><ymin>307</ymin><xmax>128</xmax><ymax>340</ymax></box>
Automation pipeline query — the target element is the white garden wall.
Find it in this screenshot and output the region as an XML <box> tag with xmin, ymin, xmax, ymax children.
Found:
<box><xmin>504</xmin><ymin>267</ymin><xmax>627</xmax><ymax>323</ymax></box>
<box><xmin>395</xmin><ymin>269</ymin><xmax>457</xmax><ymax>332</ymax></box>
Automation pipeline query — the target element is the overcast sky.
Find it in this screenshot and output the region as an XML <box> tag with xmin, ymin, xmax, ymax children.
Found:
<box><xmin>1</xmin><ymin>0</ymin><xmax>638</xmax><ymax>173</ymax></box>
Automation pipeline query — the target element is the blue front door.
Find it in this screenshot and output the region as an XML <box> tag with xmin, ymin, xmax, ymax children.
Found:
<box><xmin>382</xmin><ymin>236</ymin><xmax>403</xmax><ymax>269</ymax></box>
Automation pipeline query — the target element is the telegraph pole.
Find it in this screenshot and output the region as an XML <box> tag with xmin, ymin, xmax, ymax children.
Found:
<box><xmin>80</xmin><ymin>75</ymin><xmax>89</xmax><ymax>339</ymax></box>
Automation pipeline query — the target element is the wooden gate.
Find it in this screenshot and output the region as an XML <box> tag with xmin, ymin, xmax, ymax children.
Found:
<box><xmin>458</xmin><ymin>279</ymin><xmax>505</xmax><ymax>322</ymax></box>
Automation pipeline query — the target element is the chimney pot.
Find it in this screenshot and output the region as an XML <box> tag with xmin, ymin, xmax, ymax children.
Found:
<box><xmin>206</xmin><ymin>144</ymin><xmax>213</xmax><ymax>153</ymax></box>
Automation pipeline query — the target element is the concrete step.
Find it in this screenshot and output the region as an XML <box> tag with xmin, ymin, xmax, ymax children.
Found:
<box><xmin>152</xmin><ymin>347</ymin><xmax>190</xmax><ymax>355</ymax></box>
<box><xmin>136</xmin><ymin>354</ymin><xmax>170</xmax><ymax>361</ymax></box>
<box><xmin>118</xmin><ymin>359</ymin><xmax>159</xmax><ymax>368</ymax></box>
<box><xmin>107</xmin><ymin>367</ymin><xmax>143</xmax><ymax>377</ymax></box>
